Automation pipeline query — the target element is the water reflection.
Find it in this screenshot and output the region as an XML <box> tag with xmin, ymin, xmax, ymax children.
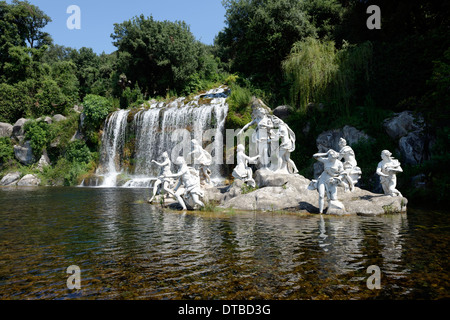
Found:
<box><xmin>0</xmin><ymin>188</ymin><xmax>447</xmax><ymax>300</ymax></box>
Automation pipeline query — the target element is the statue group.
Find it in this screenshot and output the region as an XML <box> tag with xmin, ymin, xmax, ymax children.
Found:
<box><xmin>148</xmin><ymin>101</ymin><xmax>403</xmax><ymax>213</ymax></box>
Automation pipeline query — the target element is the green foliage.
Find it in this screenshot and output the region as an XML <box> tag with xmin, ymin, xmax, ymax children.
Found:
<box><xmin>40</xmin><ymin>157</ymin><xmax>90</xmax><ymax>186</ymax></box>
<box><xmin>282</xmin><ymin>37</ymin><xmax>372</xmax><ymax>115</ymax></box>
<box><xmin>216</xmin><ymin>0</ymin><xmax>317</xmax><ymax>103</ymax></box>
<box><xmin>120</xmin><ymin>83</ymin><xmax>144</xmax><ymax>108</ymax></box>
<box><xmin>0</xmin><ymin>137</ymin><xmax>14</xmax><ymax>165</ymax></box>
<box><xmin>34</xmin><ymin>77</ymin><xmax>67</xmax><ymax>116</ymax></box>
<box><xmin>112</xmin><ymin>15</ymin><xmax>201</xmax><ymax>96</ymax></box>
<box><xmin>65</xmin><ymin>140</ymin><xmax>92</xmax><ymax>165</ymax></box>
<box><xmin>0</xmin><ymin>81</ymin><xmax>33</xmax><ymax>123</ymax></box>
<box><xmin>0</xmin><ymin>0</ymin><xmax>52</xmax><ymax>75</ymax></box>
<box><xmin>225</xmin><ymin>84</ymin><xmax>253</xmax><ymax>129</ymax></box>
<box><xmin>82</xmin><ymin>94</ymin><xmax>113</xmax><ymax>129</ymax></box>
<box><xmin>24</xmin><ymin>120</ymin><xmax>50</xmax><ymax>158</ymax></box>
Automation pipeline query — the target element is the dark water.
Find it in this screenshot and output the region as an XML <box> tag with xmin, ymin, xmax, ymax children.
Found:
<box><xmin>0</xmin><ymin>187</ymin><xmax>448</xmax><ymax>300</ymax></box>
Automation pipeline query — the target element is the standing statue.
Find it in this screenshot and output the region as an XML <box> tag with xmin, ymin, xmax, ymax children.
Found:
<box><xmin>237</xmin><ymin>103</ymin><xmax>274</xmax><ymax>170</ymax></box>
<box><xmin>338</xmin><ymin>138</ymin><xmax>362</xmax><ymax>192</ymax></box>
<box><xmin>164</xmin><ymin>157</ymin><xmax>205</xmax><ymax>210</ymax></box>
<box><xmin>376</xmin><ymin>150</ymin><xmax>403</xmax><ymax>197</ymax></box>
<box><xmin>232</xmin><ymin>144</ymin><xmax>260</xmax><ymax>187</ymax></box>
<box><xmin>309</xmin><ymin>150</ymin><xmax>346</xmax><ymax>214</ymax></box>
<box><xmin>270</xmin><ymin>117</ymin><xmax>299</xmax><ymax>174</ymax></box>
<box><xmin>189</xmin><ymin>139</ymin><xmax>212</xmax><ymax>185</ymax></box>
<box><xmin>148</xmin><ymin>152</ymin><xmax>175</xmax><ymax>203</ymax></box>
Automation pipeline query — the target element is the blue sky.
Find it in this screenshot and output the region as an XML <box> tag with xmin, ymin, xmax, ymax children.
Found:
<box><xmin>13</xmin><ymin>0</ymin><xmax>227</xmax><ymax>54</ymax></box>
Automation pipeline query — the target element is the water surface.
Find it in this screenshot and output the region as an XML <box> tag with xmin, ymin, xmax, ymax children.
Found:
<box><xmin>0</xmin><ymin>187</ymin><xmax>448</xmax><ymax>300</ymax></box>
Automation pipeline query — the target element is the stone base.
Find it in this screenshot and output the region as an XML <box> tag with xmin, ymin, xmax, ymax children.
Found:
<box><xmin>327</xmin><ymin>200</ymin><xmax>346</xmax><ymax>215</ymax></box>
<box><xmin>219</xmin><ymin>169</ymin><xmax>408</xmax><ymax>216</ymax></box>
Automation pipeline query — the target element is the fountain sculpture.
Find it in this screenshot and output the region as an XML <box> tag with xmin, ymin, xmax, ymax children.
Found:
<box><xmin>232</xmin><ymin>144</ymin><xmax>260</xmax><ymax>188</ymax></box>
<box><xmin>376</xmin><ymin>150</ymin><xmax>403</xmax><ymax>197</ymax></box>
<box><xmin>90</xmin><ymin>86</ymin><xmax>406</xmax><ymax>215</ymax></box>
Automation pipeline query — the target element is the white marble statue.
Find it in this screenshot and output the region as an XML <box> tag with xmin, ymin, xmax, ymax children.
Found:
<box><xmin>164</xmin><ymin>156</ymin><xmax>205</xmax><ymax>210</ymax></box>
<box><xmin>148</xmin><ymin>152</ymin><xmax>176</xmax><ymax>203</ymax></box>
<box><xmin>309</xmin><ymin>150</ymin><xmax>346</xmax><ymax>214</ymax></box>
<box><xmin>232</xmin><ymin>144</ymin><xmax>260</xmax><ymax>187</ymax></box>
<box><xmin>270</xmin><ymin>117</ymin><xmax>299</xmax><ymax>174</ymax></box>
<box><xmin>189</xmin><ymin>139</ymin><xmax>212</xmax><ymax>185</ymax></box>
<box><xmin>376</xmin><ymin>150</ymin><xmax>403</xmax><ymax>197</ymax></box>
<box><xmin>338</xmin><ymin>138</ymin><xmax>362</xmax><ymax>192</ymax></box>
<box><xmin>237</xmin><ymin>104</ymin><xmax>274</xmax><ymax>170</ymax></box>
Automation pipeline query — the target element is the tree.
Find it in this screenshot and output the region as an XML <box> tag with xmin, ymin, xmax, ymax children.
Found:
<box><xmin>282</xmin><ymin>37</ymin><xmax>372</xmax><ymax>115</ymax></box>
<box><xmin>0</xmin><ymin>0</ymin><xmax>52</xmax><ymax>78</ymax></box>
<box><xmin>111</xmin><ymin>15</ymin><xmax>200</xmax><ymax>97</ymax></box>
<box><xmin>9</xmin><ymin>0</ymin><xmax>52</xmax><ymax>49</ymax></box>
<box><xmin>215</xmin><ymin>0</ymin><xmax>317</xmax><ymax>101</ymax></box>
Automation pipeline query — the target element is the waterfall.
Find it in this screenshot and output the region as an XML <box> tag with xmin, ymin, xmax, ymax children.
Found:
<box><xmin>97</xmin><ymin>109</ymin><xmax>130</xmax><ymax>187</ymax></box>
<box><xmin>94</xmin><ymin>87</ymin><xmax>229</xmax><ymax>187</ymax></box>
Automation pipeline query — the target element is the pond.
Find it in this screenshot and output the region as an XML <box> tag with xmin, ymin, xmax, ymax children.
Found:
<box><xmin>0</xmin><ymin>187</ymin><xmax>448</xmax><ymax>300</ymax></box>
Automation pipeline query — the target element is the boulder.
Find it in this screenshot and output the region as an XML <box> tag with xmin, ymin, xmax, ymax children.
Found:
<box><xmin>399</xmin><ymin>130</ymin><xmax>430</xmax><ymax>165</ymax></box>
<box><xmin>36</xmin><ymin>116</ymin><xmax>53</xmax><ymax>125</ymax></box>
<box><xmin>316</xmin><ymin>125</ymin><xmax>370</xmax><ymax>154</ymax></box>
<box><xmin>52</xmin><ymin>114</ymin><xmax>67</xmax><ymax>122</ymax></box>
<box><xmin>37</xmin><ymin>150</ymin><xmax>51</xmax><ymax>172</ymax></box>
<box><xmin>0</xmin><ymin>172</ymin><xmax>21</xmax><ymax>186</ymax></box>
<box><xmin>0</xmin><ymin>122</ymin><xmax>13</xmax><ymax>138</ymax></box>
<box><xmin>12</xmin><ymin>118</ymin><xmax>30</xmax><ymax>142</ymax></box>
<box><xmin>17</xmin><ymin>174</ymin><xmax>41</xmax><ymax>187</ymax></box>
<box><xmin>273</xmin><ymin>105</ymin><xmax>292</xmax><ymax>120</ymax></box>
<box><xmin>14</xmin><ymin>141</ymin><xmax>35</xmax><ymax>165</ymax></box>
<box><xmin>73</xmin><ymin>105</ymin><xmax>84</xmax><ymax>113</ymax></box>
<box><xmin>70</xmin><ymin>113</ymin><xmax>86</xmax><ymax>142</ymax></box>
<box><xmin>383</xmin><ymin>111</ymin><xmax>424</xmax><ymax>140</ymax></box>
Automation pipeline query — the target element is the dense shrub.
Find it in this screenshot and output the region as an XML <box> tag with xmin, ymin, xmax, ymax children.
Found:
<box><xmin>0</xmin><ymin>137</ymin><xmax>14</xmax><ymax>165</ymax></box>
<box><xmin>82</xmin><ymin>94</ymin><xmax>113</xmax><ymax>129</ymax></box>
<box><xmin>24</xmin><ymin>120</ymin><xmax>50</xmax><ymax>158</ymax></box>
<box><xmin>65</xmin><ymin>140</ymin><xmax>92</xmax><ymax>164</ymax></box>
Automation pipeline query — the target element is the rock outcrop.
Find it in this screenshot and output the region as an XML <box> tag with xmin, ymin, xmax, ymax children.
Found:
<box><xmin>0</xmin><ymin>122</ymin><xmax>13</xmax><ymax>138</ymax></box>
<box><xmin>17</xmin><ymin>174</ymin><xmax>41</xmax><ymax>187</ymax></box>
<box><xmin>14</xmin><ymin>141</ymin><xmax>35</xmax><ymax>165</ymax></box>
<box><xmin>0</xmin><ymin>172</ymin><xmax>21</xmax><ymax>186</ymax></box>
<box><xmin>383</xmin><ymin>111</ymin><xmax>431</xmax><ymax>165</ymax></box>
<box><xmin>12</xmin><ymin>118</ymin><xmax>30</xmax><ymax>142</ymax></box>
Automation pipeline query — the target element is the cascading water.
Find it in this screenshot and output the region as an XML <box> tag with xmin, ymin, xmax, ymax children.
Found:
<box><xmin>97</xmin><ymin>109</ymin><xmax>131</xmax><ymax>187</ymax></box>
<box><xmin>94</xmin><ymin>87</ymin><xmax>229</xmax><ymax>187</ymax></box>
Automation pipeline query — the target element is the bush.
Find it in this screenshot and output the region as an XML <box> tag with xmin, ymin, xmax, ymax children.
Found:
<box><xmin>225</xmin><ymin>84</ymin><xmax>253</xmax><ymax>129</ymax></box>
<box><xmin>0</xmin><ymin>137</ymin><xmax>14</xmax><ymax>165</ymax></box>
<box><xmin>34</xmin><ymin>77</ymin><xmax>68</xmax><ymax>117</ymax></box>
<box><xmin>83</xmin><ymin>94</ymin><xmax>113</xmax><ymax>129</ymax></box>
<box><xmin>65</xmin><ymin>140</ymin><xmax>92</xmax><ymax>164</ymax></box>
<box><xmin>24</xmin><ymin>120</ymin><xmax>50</xmax><ymax>158</ymax></box>
<box><xmin>0</xmin><ymin>81</ymin><xmax>33</xmax><ymax>123</ymax></box>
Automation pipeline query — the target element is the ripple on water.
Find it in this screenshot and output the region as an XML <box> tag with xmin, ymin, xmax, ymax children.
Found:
<box><xmin>0</xmin><ymin>188</ymin><xmax>449</xmax><ymax>299</ymax></box>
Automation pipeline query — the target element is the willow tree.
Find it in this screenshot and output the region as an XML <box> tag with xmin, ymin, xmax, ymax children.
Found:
<box><xmin>282</xmin><ymin>37</ymin><xmax>372</xmax><ymax>116</ymax></box>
